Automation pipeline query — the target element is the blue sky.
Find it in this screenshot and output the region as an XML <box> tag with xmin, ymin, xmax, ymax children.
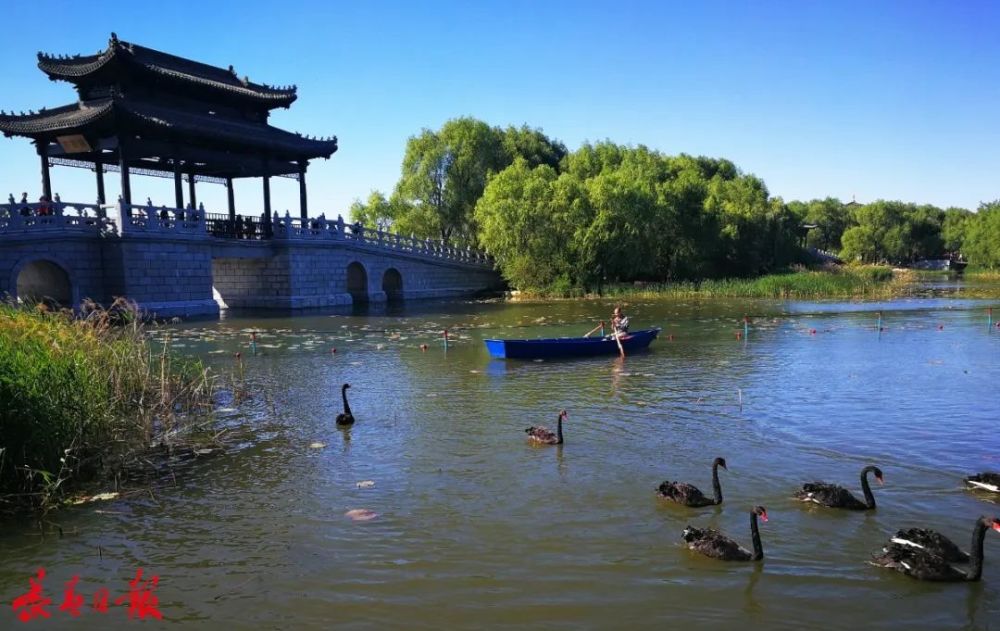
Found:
<box><xmin>1</xmin><ymin>1</ymin><xmax>997</xmax><ymax>215</ymax></box>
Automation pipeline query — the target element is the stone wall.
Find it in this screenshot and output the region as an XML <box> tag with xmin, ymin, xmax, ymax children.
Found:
<box><xmin>0</xmin><ymin>233</ymin><xmax>106</xmax><ymax>308</ymax></box>
<box><xmin>212</xmin><ymin>241</ymin><xmax>502</xmax><ymax>310</ymax></box>
<box><xmin>1</xmin><ymin>229</ymin><xmax>501</xmax><ymax>316</ymax></box>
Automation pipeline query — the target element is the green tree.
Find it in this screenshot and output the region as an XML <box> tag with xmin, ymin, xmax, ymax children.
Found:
<box><xmin>393</xmin><ymin>118</ymin><xmax>506</xmax><ymax>244</ymax></box>
<box><xmin>500</xmin><ymin>125</ymin><xmax>567</xmax><ymax>170</ymax></box>
<box><xmin>474</xmin><ymin>159</ymin><xmax>586</xmax><ymax>291</ymax></box>
<box><xmin>799</xmin><ymin>197</ymin><xmax>849</xmax><ymax>252</ymax></box>
<box><xmin>941</xmin><ymin>207</ymin><xmax>972</xmax><ymax>252</ymax></box>
<box><xmin>962</xmin><ymin>201</ymin><xmax>1000</xmax><ymax>268</ymax></box>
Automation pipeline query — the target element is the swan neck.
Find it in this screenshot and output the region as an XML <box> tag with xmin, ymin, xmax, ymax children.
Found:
<box><xmin>711</xmin><ymin>462</ymin><xmax>723</xmax><ymax>505</ymax></box>
<box><xmin>860</xmin><ymin>468</ymin><xmax>876</xmax><ymax>509</ymax></box>
<box><xmin>342</xmin><ymin>386</ymin><xmax>352</xmax><ymax>415</ymax></box>
<box><xmin>750</xmin><ymin>511</ymin><xmax>764</xmax><ymax>561</ymax></box>
<box><xmin>966</xmin><ymin>518</ymin><xmax>989</xmax><ymax>581</ymax></box>
<box><xmin>556</xmin><ymin>414</ymin><xmax>564</xmax><ymax>444</ymax></box>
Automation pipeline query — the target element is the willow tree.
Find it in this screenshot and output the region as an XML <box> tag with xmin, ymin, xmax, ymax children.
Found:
<box><xmin>391</xmin><ymin>118</ymin><xmax>506</xmax><ymax>244</ymax></box>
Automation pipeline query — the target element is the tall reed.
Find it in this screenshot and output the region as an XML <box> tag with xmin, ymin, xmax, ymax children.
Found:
<box><xmin>0</xmin><ymin>299</ymin><xmax>212</xmax><ymax>509</ymax></box>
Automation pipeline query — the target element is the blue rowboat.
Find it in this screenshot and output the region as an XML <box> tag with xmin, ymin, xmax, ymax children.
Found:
<box><xmin>485</xmin><ymin>327</ymin><xmax>661</xmax><ymax>359</ymax></box>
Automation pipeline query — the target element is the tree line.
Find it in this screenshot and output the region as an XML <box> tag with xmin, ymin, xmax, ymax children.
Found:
<box><xmin>351</xmin><ymin>117</ymin><xmax>1000</xmax><ymax>291</ymax></box>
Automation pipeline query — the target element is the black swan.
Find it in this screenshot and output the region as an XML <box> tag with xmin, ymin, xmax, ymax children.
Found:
<box><xmin>658</xmin><ymin>457</ymin><xmax>727</xmax><ymax>507</ymax></box>
<box><xmin>525</xmin><ymin>410</ymin><xmax>566</xmax><ymax>445</ymax></box>
<box><xmin>965</xmin><ymin>472</ymin><xmax>1000</xmax><ymax>494</ymax></box>
<box><xmin>683</xmin><ymin>506</ymin><xmax>768</xmax><ymax>562</ymax></box>
<box><xmin>335</xmin><ymin>383</ymin><xmax>354</xmax><ymax>426</ymax></box>
<box><xmin>887</xmin><ymin>528</ymin><xmax>970</xmax><ymax>563</ymax></box>
<box><xmin>871</xmin><ymin>516</ymin><xmax>1000</xmax><ymax>581</ymax></box>
<box><xmin>794</xmin><ymin>465</ymin><xmax>883</xmax><ymax>510</ymax></box>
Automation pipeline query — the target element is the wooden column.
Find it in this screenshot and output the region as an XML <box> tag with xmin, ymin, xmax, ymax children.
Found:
<box><xmin>298</xmin><ymin>160</ymin><xmax>308</xmax><ymax>219</ymax></box>
<box><xmin>95</xmin><ymin>161</ymin><xmax>106</xmax><ymax>205</ymax></box>
<box><xmin>226</xmin><ymin>177</ymin><xmax>236</xmax><ymax>221</ymax></box>
<box><xmin>118</xmin><ymin>144</ymin><xmax>132</xmax><ymax>205</ymax></box>
<box><xmin>38</xmin><ymin>143</ymin><xmax>52</xmax><ymax>200</ymax></box>
<box><xmin>173</xmin><ymin>160</ymin><xmax>184</xmax><ymax>208</ymax></box>
<box><xmin>187</xmin><ymin>173</ymin><xmax>197</xmax><ymax>208</ymax></box>
<box><xmin>262</xmin><ymin>159</ymin><xmax>273</xmax><ymax>238</ymax></box>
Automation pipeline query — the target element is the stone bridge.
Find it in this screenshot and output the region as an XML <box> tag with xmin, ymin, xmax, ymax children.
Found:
<box><xmin>0</xmin><ymin>200</ymin><xmax>501</xmax><ymax>317</ymax></box>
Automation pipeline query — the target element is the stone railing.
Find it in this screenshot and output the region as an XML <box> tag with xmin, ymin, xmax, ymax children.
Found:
<box><xmin>1</xmin><ymin>197</ymin><xmax>493</xmax><ymax>267</ymax></box>
<box><xmin>271</xmin><ymin>212</ymin><xmax>493</xmax><ymax>267</ymax></box>
<box><xmin>0</xmin><ymin>200</ymin><xmax>114</xmax><ymax>234</ymax></box>
<box><xmin>116</xmin><ymin>202</ymin><xmax>207</xmax><ymax>237</ymax></box>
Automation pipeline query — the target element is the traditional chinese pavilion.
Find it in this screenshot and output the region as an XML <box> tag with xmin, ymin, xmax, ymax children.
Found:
<box><xmin>0</xmin><ymin>33</ymin><xmax>337</xmax><ymax>236</ymax></box>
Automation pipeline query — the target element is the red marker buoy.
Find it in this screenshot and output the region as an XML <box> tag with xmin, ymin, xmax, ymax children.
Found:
<box><xmin>331</xmin><ymin>347</ymin><xmax>337</xmax><ymax>354</ymax></box>
<box><xmin>937</xmin><ymin>324</ymin><xmax>944</xmax><ymax>330</ymax></box>
<box><xmin>420</xmin><ymin>343</ymin><xmax>428</xmax><ymax>351</ymax></box>
<box><xmin>736</xmin><ymin>331</ymin><xmax>743</xmax><ymax>341</ymax></box>
<box><xmin>810</xmin><ymin>329</ymin><xmax>817</xmax><ymax>335</ymax></box>
<box><xmin>668</xmin><ymin>334</ymin><xmax>674</xmax><ymax>341</ymax></box>
<box><xmin>235</xmin><ymin>352</ymin><xmax>242</xmax><ymax>360</ymax></box>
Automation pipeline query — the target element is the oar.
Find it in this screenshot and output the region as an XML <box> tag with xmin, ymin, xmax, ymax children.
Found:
<box><xmin>584</xmin><ymin>320</ymin><xmax>605</xmax><ymax>338</ymax></box>
<box><xmin>614</xmin><ymin>328</ymin><xmax>625</xmax><ymax>358</ymax></box>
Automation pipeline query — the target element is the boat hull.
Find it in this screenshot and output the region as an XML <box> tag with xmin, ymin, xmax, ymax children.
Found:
<box><xmin>485</xmin><ymin>328</ymin><xmax>660</xmax><ymax>359</ymax></box>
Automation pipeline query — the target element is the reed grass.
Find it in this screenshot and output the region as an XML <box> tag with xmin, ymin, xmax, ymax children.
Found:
<box><xmin>0</xmin><ymin>299</ymin><xmax>213</xmax><ymax>511</ymax></box>
<box><xmin>514</xmin><ymin>267</ymin><xmax>905</xmax><ymax>300</ymax></box>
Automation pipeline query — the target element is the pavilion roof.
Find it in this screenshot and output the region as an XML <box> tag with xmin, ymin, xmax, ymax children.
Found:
<box><xmin>0</xmin><ymin>95</ymin><xmax>338</xmax><ymax>171</ymax></box>
<box><xmin>37</xmin><ymin>34</ymin><xmax>298</xmax><ymax>108</ymax></box>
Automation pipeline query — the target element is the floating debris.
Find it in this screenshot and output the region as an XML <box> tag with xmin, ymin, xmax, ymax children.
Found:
<box><xmin>345</xmin><ymin>508</ymin><xmax>378</xmax><ymax>521</ymax></box>
<box><xmin>71</xmin><ymin>492</ymin><xmax>119</xmax><ymax>505</ymax></box>
<box><xmin>309</xmin><ymin>442</ymin><xmax>326</xmax><ymax>449</ymax></box>
<box><xmin>356</xmin><ymin>480</ymin><xmax>375</xmax><ymax>489</ymax></box>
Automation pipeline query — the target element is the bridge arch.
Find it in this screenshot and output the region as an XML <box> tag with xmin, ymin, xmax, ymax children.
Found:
<box><xmin>12</xmin><ymin>257</ymin><xmax>75</xmax><ymax>307</ymax></box>
<box><xmin>346</xmin><ymin>261</ymin><xmax>369</xmax><ymax>304</ymax></box>
<box><xmin>382</xmin><ymin>268</ymin><xmax>403</xmax><ymax>302</ymax></box>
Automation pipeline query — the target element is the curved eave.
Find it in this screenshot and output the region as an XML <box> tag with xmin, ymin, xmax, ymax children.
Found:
<box><xmin>115</xmin><ymin>101</ymin><xmax>337</xmax><ymax>159</ymax></box>
<box><xmin>37</xmin><ymin>49</ymin><xmax>117</xmax><ymax>78</ymax></box>
<box><xmin>0</xmin><ymin>99</ymin><xmax>113</xmax><ymax>138</ymax></box>
<box><xmin>137</xmin><ymin>63</ymin><xmax>297</xmax><ymax>106</ymax></box>
<box><xmin>38</xmin><ymin>40</ymin><xmax>298</xmax><ymax>108</ymax></box>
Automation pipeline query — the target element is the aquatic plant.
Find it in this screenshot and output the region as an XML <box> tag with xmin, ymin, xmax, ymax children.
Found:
<box><xmin>513</xmin><ymin>267</ymin><xmax>906</xmax><ymax>300</ymax></box>
<box><xmin>0</xmin><ymin>299</ymin><xmax>213</xmax><ymax>511</ymax></box>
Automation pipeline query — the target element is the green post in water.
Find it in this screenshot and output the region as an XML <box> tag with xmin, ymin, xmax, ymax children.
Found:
<box><xmin>743</xmin><ymin>315</ymin><xmax>749</xmax><ymax>340</ymax></box>
<box><xmin>443</xmin><ymin>329</ymin><xmax>449</xmax><ymax>350</ymax></box>
<box><xmin>250</xmin><ymin>332</ymin><xmax>258</xmax><ymax>356</ymax></box>
<box><xmin>876</xmin><ymin>311</ymin><xmax>882</xmax><ymax>332</ymax></box>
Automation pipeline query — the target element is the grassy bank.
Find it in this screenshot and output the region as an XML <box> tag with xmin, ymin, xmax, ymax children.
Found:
<box><xmin>513</xmin><ymin>267</ymin><xmax>907</xmax><ymax>300</ymax></box>
<box><xmin>0</xmin><ymin>300</ymin><xmax>213</xmax><ymax>511</ymax></box>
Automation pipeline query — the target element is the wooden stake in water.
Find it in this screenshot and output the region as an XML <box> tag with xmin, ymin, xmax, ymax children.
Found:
<box><xmin>443</xmin><ymin>329</ymin><xmax>449</xmax><ymax>350</ymax></box>
<box><xmin>989</xmin><ymin>307</ymin><xmax>993</xmax><ymax>329</ymax></box>
<box><xmin>600</xmin><ymin>321</ymin><xmax>606</xmax><ymax>337</ymax></box>
<box><xmin>876</xmin><ymin>311</ymin><xmax>882</xmax><ymax>332</ymax></box>
<box><xmin>743</xmin><ymin>315</ymin><xmax>749</xmax><ymax>340</ymax></box>
<box><xmin>250</xmin><ymin>331</ymin><xmax>258</xmax><ymax>356</ymax></box>
<box><xmin>738</xmin><ymin>388</ymin><xmax>743</xmax><ymax>413</ymax></box>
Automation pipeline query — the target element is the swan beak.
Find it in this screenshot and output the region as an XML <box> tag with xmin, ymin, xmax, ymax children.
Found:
<box><xmin>876</xmin><ymin>475</ymin><xmax>884</xmax><ymax>485</ymax></box>
<box><xmin>760</xmin><ymin>511</ymin><xmax>768</xmax><ymax>522</ymax></box>
<box><xmin>992</xmin><ymin>521</ymin><xmax>1000</xmax><ymax>533</ymax></box>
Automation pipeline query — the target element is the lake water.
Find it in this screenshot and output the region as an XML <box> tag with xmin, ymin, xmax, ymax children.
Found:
<box><xmin>2</xmin><ymin>295</ymin><xmax>999</xmax><ymax>629</ymax></box>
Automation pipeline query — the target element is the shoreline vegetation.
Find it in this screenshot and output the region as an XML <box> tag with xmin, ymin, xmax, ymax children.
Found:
<box><xmin>507</xmin><ymin>266</ymin><xmax>1000</xmax><ymax>301</ymax></box>
<box><xmin>0</xmin><ymin>299</ymin><xmax>215</xmax><ymax>514</ymax></box>
<box><xmin>350</xmin><ymin>118</ymin><xmax>1000</xmax><ymax>296</ymax></box>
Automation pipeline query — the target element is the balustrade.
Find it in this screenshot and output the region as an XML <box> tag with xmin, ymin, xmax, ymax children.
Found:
<box><xmin>2</xmin><ymin>194</ymin><xmax>493</xmax><ymax>267</ymax></box>
<box><xmin>0</xmin><ymin>199</ymin><xmax>112</xmax><ymax>234</ymax></box>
